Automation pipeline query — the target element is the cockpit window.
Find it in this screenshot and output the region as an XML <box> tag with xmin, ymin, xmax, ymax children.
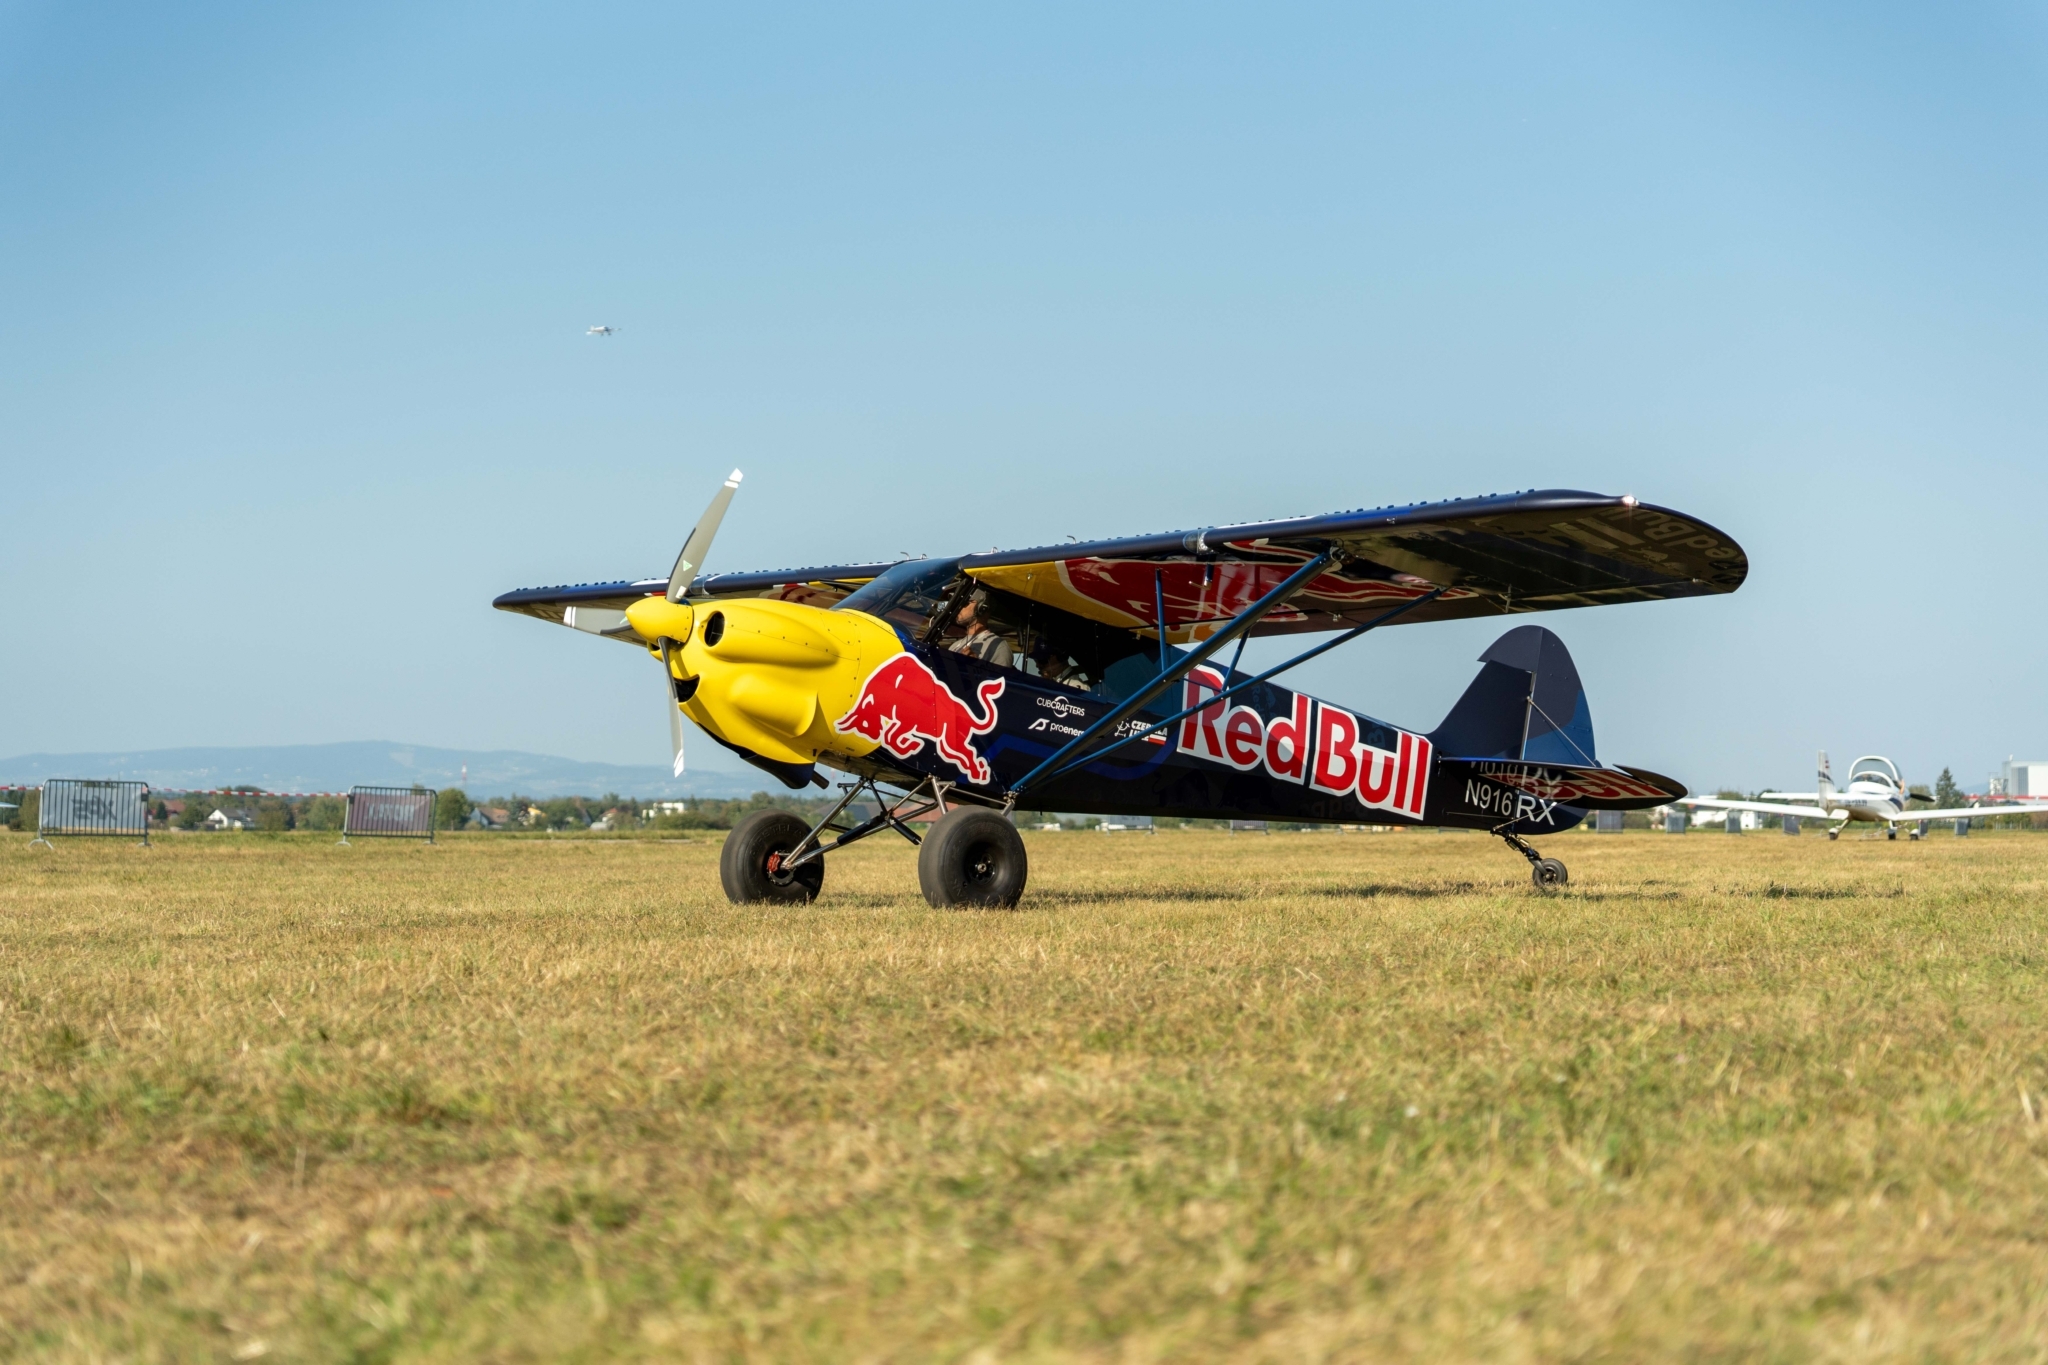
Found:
<box><xmin>838</xmin><ymin>566</ymin><xmax>1177</xmax><ymax>701</ymax></box>
<box><xmin>834</xmin><ymin>558</ymin><xmax>962</xmax><ymax>634</ymax></box>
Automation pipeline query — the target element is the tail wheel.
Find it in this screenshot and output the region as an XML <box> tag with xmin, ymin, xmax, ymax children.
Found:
<box><xmin>720</xmin><ymin>809</ymin><xmax>824</xmax><ymax>904</ymax></box>
<box><xmin>1531</xmin><ymin>857</ymin><xmax>1568</xmax><ymax>891</ymax></box>
<box><xmin>917</xmin><ymin>808</ymin><xmax>1028</xmax><ymax>909</ymax></box>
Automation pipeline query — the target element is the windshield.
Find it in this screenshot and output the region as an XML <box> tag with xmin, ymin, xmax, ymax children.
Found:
<box><xmin>834</xmin><ymin>558</ymin><xmax>962</xmax><ymax>634</ymax></box>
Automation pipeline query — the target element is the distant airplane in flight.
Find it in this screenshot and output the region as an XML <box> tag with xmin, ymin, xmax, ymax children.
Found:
<box><xmin>587</xmin><ymin>325</ymin><xmax>617</xmax><ymax>337</ymax></box>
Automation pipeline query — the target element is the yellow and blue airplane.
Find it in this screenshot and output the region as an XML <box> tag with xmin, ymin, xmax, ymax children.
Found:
<box><xmin>496</xmin><ymin>473</ymin><xmax>1744</xmax><ymax>906</ymax></box>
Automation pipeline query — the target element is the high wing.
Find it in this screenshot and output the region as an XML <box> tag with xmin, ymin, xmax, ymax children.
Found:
<box><xmin>492</xmin><ymin>488</ymin><xmax>1745</xmax><ymax>645</ymax></box>
<box><xmin>960</xmin><ymin>489</ymin><xmax>1745</xmax><ymax>641</ymax></box>
<box><xmin>492</xmin><ymin>564</ymin><xmax>897</xmax><ymax>642</ymax></box>
<box><xmin>1681</xmin><ymin>796</ymin><xmax>1841</xmax><ymax>821</ymax></box>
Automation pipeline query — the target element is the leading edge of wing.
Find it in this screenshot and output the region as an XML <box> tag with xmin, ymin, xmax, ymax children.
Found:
<box><xmin>959</xmin><ymin>489</ymin><xmax>1629</xmax><ymax>570</ymax></box>
<box><xmin>1681</xmin><ymin>797</ymin><xmax>1840</xmax><ymax>820</ymax></box>
<box><xmin>492</xmin><ymin>563</ymin><xmax>900</xmax><ymax>622</ymax></box>
<box><xmin>959</xmin><ymin>489</ymin><xmax>1747</xmax><ymax>637</ymax></box>
<box><xmin>1885</xmin><ymin>805</ymin><xmax>2042</xmax><ymax>823</ymax></box>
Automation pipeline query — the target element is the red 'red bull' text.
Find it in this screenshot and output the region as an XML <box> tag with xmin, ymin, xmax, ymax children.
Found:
<box><xmin>1179</xmin><ymin>667</ymin><xmax>1431</xmax><ymax>817</ymax></box>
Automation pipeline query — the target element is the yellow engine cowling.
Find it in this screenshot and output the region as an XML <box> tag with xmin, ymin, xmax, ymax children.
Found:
<box><xmin>629</xmin><ymin>597</ymin><xmax>902</xmax><ymax>767</ymax></box>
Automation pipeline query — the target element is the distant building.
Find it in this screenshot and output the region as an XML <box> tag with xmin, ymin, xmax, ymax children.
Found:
<box><xmin>204</xmin><ymin>808</ymin><xmax>256</xmax><ymax>830</ymax></box>
<box><xmin>469</xmin><ymin>807</ymin><xmax>511</xmax><ymax>830</ymax></box>
<box><xmin>1997</xmin><ymin>758</ymin><xmax>2048</xmax><ymax>797</ymax></box>
<box><xmin>1691</xmin><ymin>806</ymin><xmax>1759</xmax><ymax>831</ymax></box>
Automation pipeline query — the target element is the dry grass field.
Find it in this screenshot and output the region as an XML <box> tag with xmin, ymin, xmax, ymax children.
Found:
<box><xmin>3</xmin><ymin>825</ymin><xmax>2047</xmax><ymax>1363</ymax></box>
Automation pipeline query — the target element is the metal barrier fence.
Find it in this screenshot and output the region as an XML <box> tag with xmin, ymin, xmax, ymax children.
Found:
<box><xmin>33</xmin><ymin>779</ymin><xmax>150</xmax><ymax>847</ymax></box>
<box><xmin>341</xmin><ymin>786</ymin><xmax>436</xmax><ymax>843</ymax></box>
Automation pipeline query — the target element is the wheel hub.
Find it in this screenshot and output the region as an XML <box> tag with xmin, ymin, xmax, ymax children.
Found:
<box><xmin>964</xmin><ymin>843</ymin><xmax>996</xmax><ymax>883</ymax></box>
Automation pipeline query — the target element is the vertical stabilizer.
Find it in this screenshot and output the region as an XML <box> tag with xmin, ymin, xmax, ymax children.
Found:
<box><xmin>1817</xmin><ymin>750</ymin><xmax>1834</xmax><ymax>804</ymax></box>
<box><xmin>1429</xmin><ymin>625</ymin><xmax>1596</xmax><ymax>766</ymax></box>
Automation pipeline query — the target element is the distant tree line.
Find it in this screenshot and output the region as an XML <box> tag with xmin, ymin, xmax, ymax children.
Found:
<box><xmin>451</xmin><ymin>790</ymin><xmax>837</xmax><ymax>832</ymax></box>
<box><xmin>22</xmin><ymin>787</ymin><xmax>838</xmax><ymax>834</ymax></box>
<box><xmin>10</xmin><ymin>770</ymin><xmax>2042</xmax><ymax>835</ymax></box>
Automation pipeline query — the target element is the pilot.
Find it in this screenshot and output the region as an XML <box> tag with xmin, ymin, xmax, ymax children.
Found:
<box><xmin>949</xmin><ymin>590</ymin><xmax>1015</xmax><ymax>668</ymax></box>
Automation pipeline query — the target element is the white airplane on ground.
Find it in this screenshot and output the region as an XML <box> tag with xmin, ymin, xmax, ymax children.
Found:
<box><xmin>587</xmin><ymin>325</ymin><xmax>616</xmax><ymax>337</ymax></box>
<box><xmin>1682</xmin><ymin>752</ymin><xmax>2027</xmax><ymax>840</ymax></box>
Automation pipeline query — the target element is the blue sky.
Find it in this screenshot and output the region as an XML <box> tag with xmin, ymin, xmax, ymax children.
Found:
<box><xmin>3</xmin><ymin>2</ymin><xmax>2043</xmax><ymax>793</ymax></box>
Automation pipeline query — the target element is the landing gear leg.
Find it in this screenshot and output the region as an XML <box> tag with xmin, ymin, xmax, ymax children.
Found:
<box><xmin>1496</xmin><ymin>825</ymin><xmax>1567</xmax><ymax>891</ymax></box>
<box><xmin>727</xmin><ymin>776</ymin><xmax>944</xmax><ymax>905</ymax></box>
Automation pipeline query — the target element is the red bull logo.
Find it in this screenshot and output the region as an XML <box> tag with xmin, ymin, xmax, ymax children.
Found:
<box><xmin>835</xmin><ymin>654</ymin><xmax>1006</xmax><ymax>785</ymax></box>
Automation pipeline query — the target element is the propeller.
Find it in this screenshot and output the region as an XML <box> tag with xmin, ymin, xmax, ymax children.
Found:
<box><xmin>645</xmin><ymin>469</ymin><xmax>744</xmax><ymax>776</ymax></box>
<box><xmin>660</xmin><ymin>638</ymin><xmax>687</xmax><ymax>777</ymax></box>
<box><xmin>668</xmin><ymin>469</ymin><xmax>743</xmax><ymax>602</ymax></box>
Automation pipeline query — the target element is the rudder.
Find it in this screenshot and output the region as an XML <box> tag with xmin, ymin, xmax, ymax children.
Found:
<box><xmin>1429</xmin><ymin>625</ymin><xmax>1596</xmax><ymax>765</ymax></box>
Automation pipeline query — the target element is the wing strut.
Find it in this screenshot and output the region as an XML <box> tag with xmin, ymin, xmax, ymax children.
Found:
<box><xmin>1007</xmin><ymin>549</ymin><xmax>1340</xmax><ymax>799</ymax></box>
<box><xmin>1153</xmin><ymin>569</ymin><xmax>1169</xmax><ymax>674</ymax></box>
<box><xmin>1013</xmin><ymin>582</ymin><xmax>1448</xmax><ymax>796</ymax></box>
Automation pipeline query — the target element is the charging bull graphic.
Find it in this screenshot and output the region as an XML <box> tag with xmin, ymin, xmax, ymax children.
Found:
<box><xmin>836</xmin><ymin>654</ymin><xmax>1006</xmax><ymax>785</ymax></box>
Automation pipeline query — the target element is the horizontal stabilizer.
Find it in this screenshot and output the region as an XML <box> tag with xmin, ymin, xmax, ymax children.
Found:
<box><xmin>1445</xmin><ymin>759</ymin><xmax>1684</xmax><ymax>810</ymax></box>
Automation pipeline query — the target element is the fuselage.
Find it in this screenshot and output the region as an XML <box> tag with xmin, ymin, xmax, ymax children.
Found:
<box><xmin>647</xmin><ymin>593</ymin><xmax>1602</xmax><ymax>834</ymax></box>
<box><xmin>1819</xmin><ymin>782</ymin><xmax>1917</xmax><ymax>824</ymax></box>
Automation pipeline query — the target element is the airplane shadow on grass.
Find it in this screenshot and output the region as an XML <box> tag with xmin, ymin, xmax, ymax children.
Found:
<box><xmin>1742</xmin><ymin>882</ymin><xmax>1906</xmax><ymax>900</ymax></box>
<box><xmin>814</xmin><ymin>882</ymin><xmax>1892</xmax><ymax>909</ymax></box>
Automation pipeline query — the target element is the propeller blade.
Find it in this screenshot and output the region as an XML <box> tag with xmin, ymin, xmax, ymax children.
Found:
<box><xmin>667</xmin><ymin>469</ymin><xmax>744</xmax><ymax>603</ymax></box>
<box><xmin>660</xmin><ymin>639</ymin><xmax>686</xmax><ymax>776</ymax></box>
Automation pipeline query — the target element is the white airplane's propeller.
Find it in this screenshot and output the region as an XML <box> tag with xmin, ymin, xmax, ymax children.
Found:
<box><xmin>650</xmin><ymin>469</ymin><xmax>743</xmax><ymax>775</ymax></box>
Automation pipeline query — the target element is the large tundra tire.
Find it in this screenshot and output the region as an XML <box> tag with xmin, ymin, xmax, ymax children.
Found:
<box><xmin>918</xmin><ymin>808</ymin><xmax>1028</xmax><ymax>909</ymax></box>
<box><xmin>720</xmin><ymin>810</ymin><xmax>824</xmax><ymax>904</ymax></box>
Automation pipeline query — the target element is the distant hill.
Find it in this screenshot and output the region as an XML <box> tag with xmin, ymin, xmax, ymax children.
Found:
<box><xmin>0</xmin><ymin>742</ymin><xmax>769</xmax><ymax>799</ymax></box>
